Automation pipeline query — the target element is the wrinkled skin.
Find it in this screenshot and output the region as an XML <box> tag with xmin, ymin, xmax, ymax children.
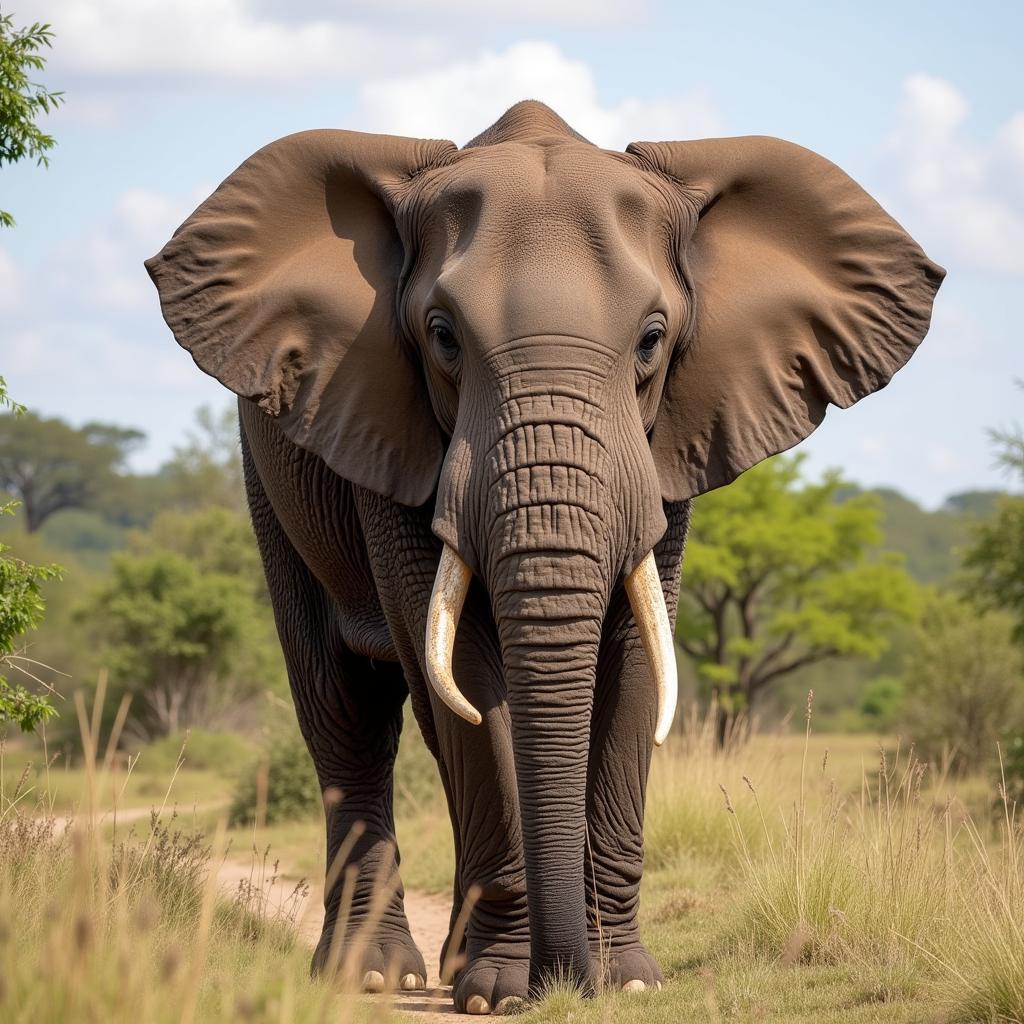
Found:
<box><xmin>147</xmin><ymin>101</ymin><xmax>943</xmax><ymax>1012</ymax></box>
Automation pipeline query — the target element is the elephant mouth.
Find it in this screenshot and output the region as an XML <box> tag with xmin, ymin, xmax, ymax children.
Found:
<box><xmin>424</xmin><ymin>543</ymin><xmax>678</xmax><ymax>745</ymax></box>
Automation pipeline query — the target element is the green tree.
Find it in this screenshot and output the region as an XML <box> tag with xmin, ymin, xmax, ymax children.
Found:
<box><xmin>901</xmin><ymin>591</ymin><xmax>1024</xmax><ymax>774</ymax></box>
<box><xmin>1</xmin><ymin>13</ymin><xmax>63</xmax><ymax>228</ymax></box>
<box><xmin>0</xmin><ymin>377</ymin><xmax>61</xmax><ymax>732</ymax></box>
<box><xmin>77</xmin><ymin>550</ymin><xmax>281</xmax><ymax>738</ymax></box>
<box><xmin>0</xmin><ymin>411</ymin><xmax>144</xmax><ymax>531</ymax></box>
<box><xmin>962</xmin><ymin>385</ymin><xmax>1024</xmax><ymax>644</ymax></box>
<box><xmin>677</xmin><ymin>455</ymin><xmax>919</xmax><ymax>731</ymax></box>
<box><xmin>132</xmin><ymin>505</ymin><xmax>267</xmax><ymax>603</ymax></box>
<box><xmin>159</xmin><ymin>404</ymin><xmax>245</xmax><ymax>512</ymax></box>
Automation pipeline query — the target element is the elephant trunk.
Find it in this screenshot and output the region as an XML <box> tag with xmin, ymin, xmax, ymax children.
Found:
<box><xmin>492</xmin><ymin>546</ymin><xmax>605</xmax><ymax>993</ymax></box>
<box><xmin>427</xmin><ymin>361</ymin><xmax>676</xmax><ymax>992</ymax></box>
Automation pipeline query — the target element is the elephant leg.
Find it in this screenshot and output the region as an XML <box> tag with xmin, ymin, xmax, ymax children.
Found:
<box><xmin>353</xmin><ymin>491</ymin><xmax>531</xmax><ymax>1013</ymax></box>
<box><xmin>245</xmin><ymin>463</ymin><xmax>425</xmax><ymax>992</ymax></box>
<box><xmin>585</xmin><ymin>501</ymin><xmax>691</xmax><ymax>993</ymax></box>
<box><xmin>434</xmin><ymin>605</ymin><xmax>531</xmax><ymax>1014</ymax></box>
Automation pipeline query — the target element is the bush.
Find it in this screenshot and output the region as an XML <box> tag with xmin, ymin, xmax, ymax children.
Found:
<box><xmin>139</xmin><ymin>728</ymin><xmax>257</xmax><ymax>777</ymax></box>
<box><xmin>229</xmin><ymin>729</ymin><xmax>321</xmax><ymax>827</ymax></box>
<box><xmin>859</xmin><ymin>675</ymin><xmax>904</xmax><ymax>731</ymax></box>
<box><xmin>901</xmin><ymin>591</ymin><xmax>1024</xmax><ymax>774</ymax></box>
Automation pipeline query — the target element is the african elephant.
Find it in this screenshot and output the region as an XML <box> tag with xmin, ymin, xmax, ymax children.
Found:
<box><xmin>146</xmin><ymin>101</ymin><xmax>943</xmax><ymax>1013</ymax></box>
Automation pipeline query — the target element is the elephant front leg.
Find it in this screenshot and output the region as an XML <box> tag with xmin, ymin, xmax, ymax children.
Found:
<box><xmin>585</xmin><ymin>614</ymin><xmax>664</xmax><ymax>994</ymax></box>
<box><xmin>312</xmin><ymin>653</ymin><xmax>428</xmax><ymax>993</ymax></box>
<box><xmin>433</xmin><ymin>606</ymin><xmax>531</xmax><ymax>1015</ymax></box>
<box><xmin>245</xmin><ymin>461</ymin><xmax>425</xmax><ymax>993</ymax></box>
<box><xmin>585</xmin><ymin>502</ymin><xmax>690</xmax><ymax>993</ymax></box>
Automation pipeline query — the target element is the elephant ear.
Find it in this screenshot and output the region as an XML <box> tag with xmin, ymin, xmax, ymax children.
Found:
<box><xmin>627</xmin><ymin>136</ymin><xmax>945</xmax><ymax>501</ymax></box>
<box><xmin>146</xmin><ymin>129</ymin><xmax>456</xmax><ymax>506</ymax></box>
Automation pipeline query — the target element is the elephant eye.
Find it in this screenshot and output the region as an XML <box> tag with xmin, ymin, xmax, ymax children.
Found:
<box><xmin>637</xmin><ymin>326</ymin><xmax>665</xmax><ymax>363</ymax></box>
<box><xmin>429</xmin><ymin>317</ymin><xmax>460</xmax><ymax>361</ymax></box>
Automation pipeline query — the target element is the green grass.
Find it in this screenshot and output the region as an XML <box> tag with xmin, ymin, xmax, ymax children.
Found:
<box><xmin>3</xmin><ymin>700</ymin><xmax>1022</xmax><ymax>1023</ymax></box>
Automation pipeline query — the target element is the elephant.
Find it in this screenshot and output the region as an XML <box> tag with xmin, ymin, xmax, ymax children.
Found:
<box><xmin>146</xmin><ymin>100</ymin><xmax>943</xmax><ymax>1013</ymax></box>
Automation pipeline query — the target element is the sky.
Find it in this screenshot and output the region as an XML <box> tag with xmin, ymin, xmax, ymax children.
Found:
<box><xmin>1</xmin><ymin>0</ymin><xmax>1021</xmax><ymax>508</ymax></box>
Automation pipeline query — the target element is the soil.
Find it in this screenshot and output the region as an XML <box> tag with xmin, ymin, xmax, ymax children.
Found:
<box><xmin>216</xmin><ymin>858</ymin><xmax>461</xmax><ymax>1020</ymax></box>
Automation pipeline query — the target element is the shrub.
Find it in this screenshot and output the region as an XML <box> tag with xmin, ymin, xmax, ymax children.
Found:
<box><xmin>140</xmin><ymin>728</ymin><xmax>257</xmax><ymax>777</ymax></box>
<box><xmin>901</xmin><ymin>591</ymin><xmax>1024</xmax><ymax>774</ymax></box>
<box><xmin>229</xmin><ymin>729</ymin><xmax>321</xmax><ymax>827</ymax></box>
<box><xmin>859</xmin><ymin>675</ymin><xmax>904</xmax><ymax>731</ymax></box>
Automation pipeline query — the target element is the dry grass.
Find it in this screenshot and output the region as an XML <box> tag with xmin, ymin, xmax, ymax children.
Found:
<box><xmin>0</xmin><ymin>695</ymin><xmax>410</xmax><ymax>1024</ymax></box>
<box><xmin>718</xmin><ymin>693</ymin><xmax>1024</xmax><ymax>1021</ymax></box>
<box><xmin>3</xmin><ymin>691</ymin><xmax>1023</xmax><ymax>1022</ymax></box>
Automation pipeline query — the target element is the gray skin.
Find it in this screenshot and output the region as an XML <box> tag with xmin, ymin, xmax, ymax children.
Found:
<box><xmin>146</xmin><ymin>101</ymin><xmax>943</xmax><ymax>1012</ymax></box>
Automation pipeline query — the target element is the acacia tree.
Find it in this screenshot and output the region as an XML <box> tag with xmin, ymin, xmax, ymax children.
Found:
<box><xmin>1</xmin><ymin>13</ymin><xmax>63</xmax><ymax>228</ymax></box>
<box><xmin>0</xmin><ymin>413</ymin><xmax>144</xmax><ymax>531</ymax></box>
<box><xmin>677</xmin><ymin>455</ymin><xmax>918</xmax><ymax>735</ymax></box>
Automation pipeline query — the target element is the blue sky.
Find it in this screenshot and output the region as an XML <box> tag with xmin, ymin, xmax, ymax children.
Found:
<box><xmin>1</xmin><ymin>0</ymin><xmax>1021</xmax><ymax>507</ymax></box>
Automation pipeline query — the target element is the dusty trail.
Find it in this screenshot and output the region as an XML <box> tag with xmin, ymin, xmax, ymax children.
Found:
<box><xmin>216</xmin><ymin>859</ymin><xmax>460</xmax><ymax>1020</ymax></box>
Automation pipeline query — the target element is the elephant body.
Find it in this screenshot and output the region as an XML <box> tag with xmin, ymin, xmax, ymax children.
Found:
<box><xmin>147</xmin><ymin>101</ymin><xmax>943</xmax><ymax>1012</ymax></box>
<box><xmin>241</xmin><ymin>397</ymin><xmax>690</xmax><ymax>1006</ymax></box>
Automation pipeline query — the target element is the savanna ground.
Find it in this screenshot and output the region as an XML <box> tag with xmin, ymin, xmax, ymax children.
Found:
<box><xmin>3</xmin><ymin>697</ymin><xmax>1021</xmax><ymax>1024</ymax></box>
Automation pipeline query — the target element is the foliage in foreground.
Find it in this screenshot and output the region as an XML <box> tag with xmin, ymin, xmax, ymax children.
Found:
<box><xmin>0</xmin><ymin>378</ymin><xmax>61</xmax><ymax>733</ymax></box>
<box><xmin>6</xmin><ymin>696</ymin><xmax>1024</xmax><ymax>1023</ymax></box>
<box><xmin>0</xmin><ymin>13</ymin><xmax>63</xmax><ymax>228</ymax></box>
<box><xmin>0</xmin><ymin>806</ymin><xmax>342</xmax><ymax>1023</ymax></box>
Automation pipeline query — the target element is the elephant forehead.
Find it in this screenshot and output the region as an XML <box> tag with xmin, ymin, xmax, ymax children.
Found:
<box><xmin>433</xmin><ymin>142</ymin><xmax>671</xmax><ymax>262</ymax></box>
<box><xmin>418</xmin><ymin>142</ymin><xmax>676</xmax><ymax>337</ymax></box>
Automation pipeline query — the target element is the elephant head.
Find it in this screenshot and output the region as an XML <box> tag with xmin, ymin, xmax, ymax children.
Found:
<box><xmin>146</xmin><ymin>101</ymin><xmax>943</xmax><ymax>990</ymax></box>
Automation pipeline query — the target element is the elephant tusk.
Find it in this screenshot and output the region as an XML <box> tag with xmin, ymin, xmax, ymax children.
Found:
<box><xmin>425</xmin><ymin>544</ymin><xmax>483</xmax><ymax>726</ymax></box>
<box><xmin>624</xmin><ymin>551</ymin><xmax>678</xmax><ymax>747</ymax></box>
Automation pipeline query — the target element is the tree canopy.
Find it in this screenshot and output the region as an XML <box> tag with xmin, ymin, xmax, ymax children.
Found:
<box><xmin>677</xmin><ymin>455</ymin><xmax>919</xmax><ymax>723</ymax></box>
<box><xmin>0</xmin><ymin>13</ymin><xmax>63</xmax><ymax>228</ymax></box>
<box><xmin>0</xmin><ymin>412</ymin><xmax>144</xmax><ymax>532</ymax></box>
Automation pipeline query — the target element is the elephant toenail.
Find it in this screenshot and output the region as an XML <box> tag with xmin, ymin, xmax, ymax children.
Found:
<box><xmin>361</xmin><ymin>970</ymin><xmax>385</xmax><ymax>993</ymax></box>
<box><xmin>465</xmin><ymin>994</ymin><xmax>491</xmax><ymax>1014</ymax></box>
<box><xmin>400</xmin><ymin>973</ymin><xmax>425</xmax><ymax>990</ymax></box>
<box><xmin>622</xmin><ymin>979</ymin><xmax>646</xmax><ymax>993</ymax></box>
<box><xmin>656</xmin><ymin>981</ymin><xmax>663</xmax><ymax>991</ymax></box>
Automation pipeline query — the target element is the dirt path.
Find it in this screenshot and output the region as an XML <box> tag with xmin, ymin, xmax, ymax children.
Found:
<box><xmin>216</xmin><ymin>858</ymin><xmax>459</xmax><ymax>1020</ymax></box>
<box><xmin>50</xmin><ymin>801</ymin><xmax>228</xmax><ymax>835</ymax></box>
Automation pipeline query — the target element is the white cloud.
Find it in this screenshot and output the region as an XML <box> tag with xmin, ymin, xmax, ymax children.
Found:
<box><xmin>355</xmin><ymin>42</ymin><xmax>723</xmax><ymax>148</ymax></box>
<box><xmin>18</xmin><ymin>0</ymin><xmax>443</xmax><ymax>80</ymax></box>
<box><xmin>0</xmin><ymin>247</ymin><xmax>24</xmax><ymax>311</ymax></box>
<box><xmin>257</xmin><ymin>0</ymin><xmax>641</xmax><ymax>24</ymax></box>
<box><xmin>44</xmin><ymin>187</ymin><xmax>206</xmax><ymax>313</ymax></box>
<box><xmin>883</xmin><ymin>74</ymin><xmax>1024</xmax><ymax>277</ymax></box>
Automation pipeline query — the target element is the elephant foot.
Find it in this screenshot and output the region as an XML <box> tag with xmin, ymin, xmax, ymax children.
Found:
<box><xmin>311</xmin><ymin>924</ymin><xmax>427</xmax><ymax>993</ymax></box>
<box><xmin>453</xmin><ymin>954</ymin><xmax>530</xmax><ymax>1015</ymax></box>
<box><xmin>591</xmin><ymin>942</ymin><xmax>664</xmax><ymax>994</ymax></box>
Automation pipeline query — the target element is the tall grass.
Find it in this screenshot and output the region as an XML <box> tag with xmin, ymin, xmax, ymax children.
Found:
<box><xmin>4</xmin><ymin>684</ymin><xmax>1023</xmax><ymax>1022</ymax></box>
<box><xmin>0</xmin><ymin>691</ymin><xmax>408</xmax><ymax>1024</ymax></box>
<box><xmin>721</xmin><ymin>692</ymin><xmax>1024</xmax><ymax>1020</ymax></box>
<box><xmin>645</xmin><ymin>701</ymin><xmax>780</xmax><ymax>874</ymax></box>
<box><xmin>927</xmin><ymin>755</ymin><xmax>1024</xmax><ymax>1022</ymax></box>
